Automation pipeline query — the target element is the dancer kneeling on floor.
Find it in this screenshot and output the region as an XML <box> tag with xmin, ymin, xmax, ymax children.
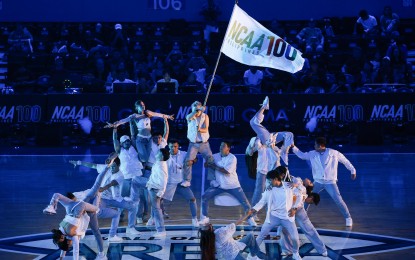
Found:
<box><xmin>199</xmin><ymin>217</ymin><xmax>265</xmax><ymax>260</ymax></box>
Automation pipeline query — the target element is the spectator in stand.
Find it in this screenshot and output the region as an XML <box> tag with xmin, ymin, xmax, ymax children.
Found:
<box><xmin>354</xmin><ymin>10</ymin><xmax>378</xmax><ymax>37</ymax></box>
<box><xmin>296</xmin><ymin>18</ymin><xmax>324</xmax><ymax>53</ymax></box>
<box><xmin>165</xmin><ymin>48</ymin><xmax>186</xmax><ymax>84</ymax></box>
<box><xmin>49</xmin><ymin>56</ymin><xmax>70</xmax><ymax>93</ymax></box>
<box><xmin>200</xmin><ymin>0</ymin><xmax>221</xmax><ymax>54</ymax></box>
<box><xmin>69</xmin><ymin>39</ymin><xmax>89</xmax><ymax>56</ymax></box>
<box><xmin>110</xmin><ymin>71</ymin><xmax>136</xmax><ymax>93</ymax></box>
<box><xmin>380</xmin><ymin>6</ymin><xmax>399</xmax><ymax>38</ymax></box>
<box><xmin>88</xmin><ymin>57</ymin><xmax>110</xmax><ymax>83</ymax></box>
<box><xmin>89</xmin><ymin>42</ymin><xmax>109</xmax><ymax>60</ymax></box>
<box><xmin>93</xmin><ymin>23</ymin><xmax>106</xmax><ymax>45</ymax></box>
<box><xmin>151</xmin><ymin>60</ymin><xmax>165</xmax><ymax>83</ymax></box>
<box><xmin>39</xmin><ymin>26</ymin><xmax>50</xmax><ymax>42</ymax></box>
<box><xmin>342</xmin><ymin>46</ymin><xmax>366</xmax><ymax>88</ymax></box>
<box><xmin>386</xmin><ymin>32</ymin><xmax>408</xmax><ymax>83</ymax></box>
<box><xmin>8</xmin><ymin>24</ymin><xmax>33</xmax><ymax>53</ymax></box>
<box><xmin>373</xmin><ymin>56</ymin><xmax>393</xmax><ymax>84</ymax></box>
<box><xmin>182</xmin><ymin>72</ymin><xmax>205</xmax><ymax>93</ymax></box>
<box><xmin>59</xmin><ymin>24</ymin><xmax>70</xmax><ymax>43</ymax></box>
<box><xmin>136</xmin><ymin>73</ymin><xmax>153</xmax><ymax>94</ymax></box>
<box><xmin>244</xmin><ymin>67</ymin><xmax>264</xmax><ymax>92</ymax></box>
<box><xmin>329</xmin><ymin>73</ymin><xmax>352</xmax><ymax>94</ymax></box>
<box><xmin>322</xmin><ymin>18</ymin><xmax>335</xmax><ymax>39</ymax></box>
<box><xmin>110</xmin><ymin>23</ymin><xmax>128</xmax><ymax>56</ymax></box>
<box><xmin>186</xmin><ymin>54</ymin><xmax>208</xmax><ymax>86</ymax></box>
<box><xmin>152</xmin><ymin>71</ymin><xmax>179</xmax><ymax>94</ymax></box>
<box><xmin>360</xmin><ymin>61</ymin><xmax>376</xmax><ymax>85</ymax></box>
<box><xmin>300</xmin><ymin>60</ymin><xmax>327</xmax><ymax>92</ymax></box>
<box><xmin>108</xmin><ymin>50</ymin><xmax>127</xmax><ymax>77</ymax></box>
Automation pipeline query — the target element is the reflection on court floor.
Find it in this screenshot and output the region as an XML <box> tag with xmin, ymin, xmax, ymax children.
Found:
<box><xmin>1</xmin><ymin>152</ymin><xmax>415</xmax><ymax>259</ymax></box>
<box><xmin>1</xmin><ymin>225</ymin><xmax>415</xmax><ymax>259</ymax></box>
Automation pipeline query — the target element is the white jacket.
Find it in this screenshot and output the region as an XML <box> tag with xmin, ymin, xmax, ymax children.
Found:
<box><xmin>293</xmin><ymin>147</ymin><xmax>356</xmax><ymax>183</ymax></box>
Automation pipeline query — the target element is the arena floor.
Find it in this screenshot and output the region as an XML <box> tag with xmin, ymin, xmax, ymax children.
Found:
<box><xmin>0</xmin><ymin>144</ymin><xmax>414</xmax><ymax>260</ymax></box>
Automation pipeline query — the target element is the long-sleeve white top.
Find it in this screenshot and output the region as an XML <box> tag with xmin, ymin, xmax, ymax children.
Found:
<box><xmin>292</xmin><ymin>146</ymin><xmax>356</xmax><ymax>184</ymax></box>
<box><xmin>214</xmin><ymin>223</ymin><xmax>246</xmax><ymax>260</ymax></box>
<box><xmin>253</xmin><ymin>182</ymin><xmax>301</xmax><ymax>223</ymax></box>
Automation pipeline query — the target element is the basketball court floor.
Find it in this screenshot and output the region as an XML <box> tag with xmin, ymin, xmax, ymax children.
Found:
<box><xmin>0</xmin><ymin>143</ymin><xmax>414</xmax><ymax>260</ymax></box>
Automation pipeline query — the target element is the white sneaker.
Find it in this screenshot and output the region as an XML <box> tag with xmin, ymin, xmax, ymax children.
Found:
<box><xmin>199</xmin><ymin>216</ymin><xmax>210</xmax><ymax>225</ymax></box>
<box><xmin>146</xmin><ymin>217</ymin><xmax>155</xmax><ymax>226</ymax></box>
<box><xmin>346</xmin><ymin>217</ymin><xmax>353</xmax><ymax>227</ymax></box>
<box><xmin>180</xmin><ymin>181</ymin><xmax>191</xmax><ymax>187</ymax></box>
<box><xmin>153</xmin><ymin>231</ymin><xmax>166</xmax><ymax>238</ymax></box>
<box><xmin>192</xmin><ymin>218</ymin><xmax>199</xmax><ymax>227</ymax></box>
<box><xmin>261</xmin><ymin>96</ymin><xmax>269</xmax><ymax>110</ymax></box>
<box><xmin>247</xmin><ymin>217</ymin><xmax>257</xmax><ymax>227</ymax></box>
<box><xmin>136</xmin><ymin>217</ymin><xmax>143</xmax><ymax>224</ymax></box>
<box><xmin>108</xmin><ymin>235</ymin><xmax>123</xmax><ymax>243</ymax></box>
<box><xmin>43</xmin><ymin>205</ymin><xmax>56</xmax><ymax>215</ymax></box>
<box><xmin>126</xmin><ymin>227</ymin><xmax>141</xmax><ymax>236</ymax></box>
<box><xmin>322</xmin><ymin>251</ymin><xmax>328</xmax><ymax>257</ymax></box>
<box><xmin>95</xmin><ymin>252</ymin><xmax>107</xmax><ymax>260</ymax></box>
<box><xmin>210</xmin><ymin>180</ymin><xmax>220</xmax><ymax>188</ymax></box>
<box><xmin>292</xmin><ymin>252</ymin><xmax>302</xmax><ymax>260</ymax></box>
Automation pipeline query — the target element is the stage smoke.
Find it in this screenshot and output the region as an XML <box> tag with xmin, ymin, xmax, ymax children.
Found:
<box><xmin>306</xmin><ymin>116</ymin><xmax>318</xmax><ymax>132</ymax></box>
<box><xmin>78</xmin><ymin>117</ymin><xmax>92</xmax><ymax>134</ymax></box>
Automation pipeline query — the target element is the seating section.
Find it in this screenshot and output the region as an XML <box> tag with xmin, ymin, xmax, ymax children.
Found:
<box><xmin>1</xmin><ymin>18</ymin><xmax>414</xmax><ymax>94</ymax></box>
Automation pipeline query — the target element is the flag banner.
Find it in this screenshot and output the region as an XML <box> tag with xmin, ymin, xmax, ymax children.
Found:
<box><xmin>221</xmin><ymin>5</ymin><xmax>304</xmax><ymax>73</ymax></box>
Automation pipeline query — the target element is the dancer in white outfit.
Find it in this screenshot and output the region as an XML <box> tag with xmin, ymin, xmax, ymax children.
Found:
<box><xmin>105</xmin><ymin>100</ymin><xmax>174</xmax><ymax>164</ymax></box>
<box><xmin>201</xmin><ymin>141</ymin><xmax>257</xmax><ymax>227</ymax></box>
<box><xmin>249</xmin><ymin>96</ymin><xmax>294</xmax><ymax>166</ymax></box>
<box><xmin>247</xmin><ymin>166</ymin><xmax>302</xmax><ymax>260</ymax></box>
<box><xmin>280</xmin><ymin>174</ymin><xmax>328</xmax><ymax>256</ymax></box>
<box><xmin>291</xmin><ymin>136</ymin><xmax>357</xmax><ymax>226</ymax></box>
<box><xmin>163</xmin><ymin>139</ymin><xmax>199</xmax><ymax>227</ymax></box>
<box><xmin>199</xmin><ymin>217</ymin><xmax>265</xmax><ymax>260</ymax></box>
<box><xmin>181</xmin><ymin>101</ymin><xmax>214</xmax><ymax>187</ymax></box>
<box><xmin>113</xmin><ymin>126</ymin><xmax>146</xmax><ymax>225</ymax></box>
<box><xmin>44</xmin><ymin>155</ymin><xmax>117</xmax><ymax>260</ymax></box>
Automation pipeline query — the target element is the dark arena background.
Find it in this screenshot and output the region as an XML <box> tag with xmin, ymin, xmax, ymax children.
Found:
<box><xmin>0</xmin><ymin>0</ymin><xmax>415</xmax><ymax>259</ymax></box>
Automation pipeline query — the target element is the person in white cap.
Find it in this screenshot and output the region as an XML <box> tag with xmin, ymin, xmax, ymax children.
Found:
<box><xmin>291</xmin><ymin>136</ymin><xmax>356</xmax><ymax>227</ymax></box>
<box><xmin>113</xmin><ymin>126</ymin><xmax>147</xmax><ymax>225</ymax></box>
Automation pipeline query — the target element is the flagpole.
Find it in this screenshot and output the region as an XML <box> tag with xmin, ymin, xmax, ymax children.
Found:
<box><xmin>203</xmin><ymin>2</ymin><xmax>238</xmax><ymax>107</ymax></box>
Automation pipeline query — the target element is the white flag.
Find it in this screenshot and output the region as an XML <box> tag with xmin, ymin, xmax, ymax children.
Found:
<box><xmin>221</xmin><ymin>5</ymin><xmax>304</xmax><ymax>73</ymax></box>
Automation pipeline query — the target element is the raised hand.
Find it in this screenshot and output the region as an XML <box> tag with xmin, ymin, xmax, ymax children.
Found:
<box><xmin>165</xmin><ymin>114</ymin><xmax>175</xmax><ymax>120</ymax></box>
<box><xmin>104</xmin><ymin>122</ymin><xmax>117</xmax><ymax>128</ymax></box>
<box><xmin>69</xmin><ymin>160</ymin><xmax>77</xmax><ymax>168</ymax></box>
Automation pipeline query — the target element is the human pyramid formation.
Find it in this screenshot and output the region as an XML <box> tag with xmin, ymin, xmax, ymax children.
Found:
<box><xmin>43</xmin><ymin>96</ymin><xmax>357</xmax><ymax>260</ymax></box>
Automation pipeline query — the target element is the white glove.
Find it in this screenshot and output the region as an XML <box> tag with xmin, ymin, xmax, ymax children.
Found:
<box><xmin>156</xmin><ymin>191</ymin><xmax>164</xmax><ymax>198</ymax></box>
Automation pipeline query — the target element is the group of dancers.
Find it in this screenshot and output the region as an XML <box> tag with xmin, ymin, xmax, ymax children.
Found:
<box><xmin>42</xmin><ymin>96</ymin><xmax>357</xmax><ymax>260</ymax></box>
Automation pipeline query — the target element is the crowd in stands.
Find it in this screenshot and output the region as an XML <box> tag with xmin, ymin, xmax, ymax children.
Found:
<box><xmin>1</xmin><ymin>5</ymin><xmax>413</xmax><ymax>95</ymax></box>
